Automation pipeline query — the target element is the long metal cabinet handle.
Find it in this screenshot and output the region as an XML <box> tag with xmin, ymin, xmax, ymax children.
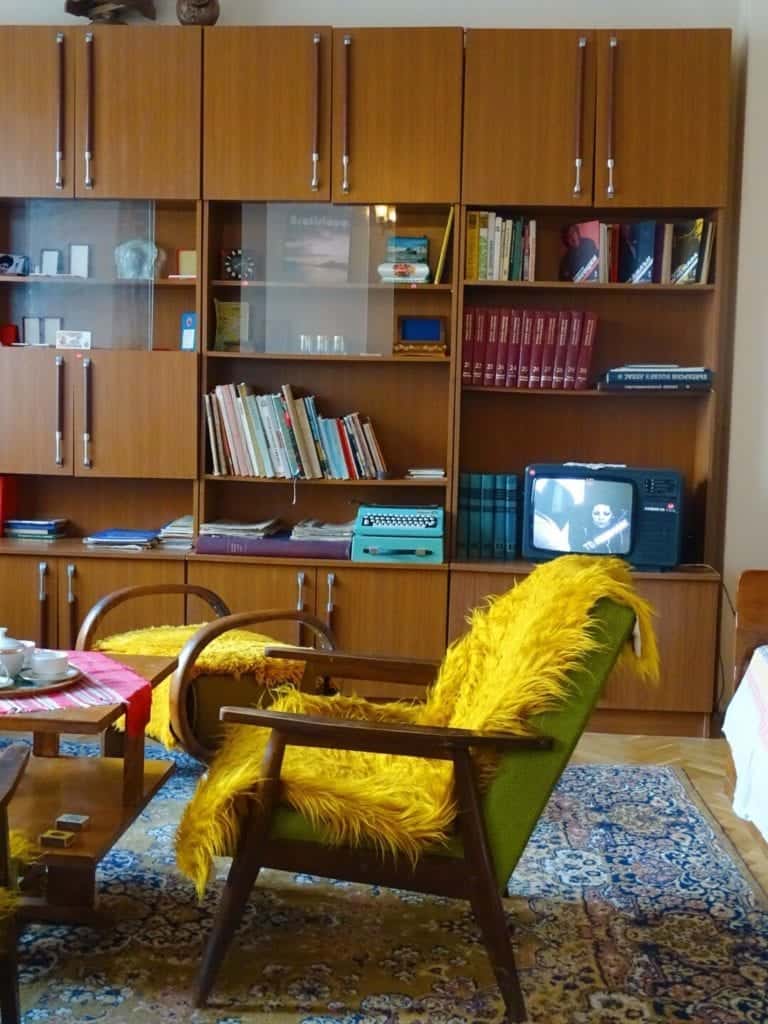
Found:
<box><xmin>55</xmin><ymin>32</ymin><xmax>65</xmax><ymax>189</ymax></box>
<box><xmin>55</xmin><ymin>354</ymin><xmax>64</xmax><ymax>466</ymax></box>
<box><xmin>84</xmin><ymin>31</ymin><xmax>95</xmax><ymax>189</ymax></box>
<box><xmin>341</xmin><ymin>34</ymin><xmax>351</xmax><ymax>193</ymax></box>
<box><xmin>325</xmin><ymin>572</ymin><xmax>335</xmax><ymax>627</ymax></box>
<box><xmin>37</xmin><ymin>562</ymin><xmax>49</xmax><ymax>647</ymax></box>
<box><xmin>572</xmin><ymin>36</ymin><xmax>587</xmax><ymax>195</ymax></box>
<box><xmin>606</xmin><ymin>36</ymin><xmax>617</xmax><ymax>198</ymax></box>
<box><xmin>66</xmin><ymin>563</ymin><xmax>77</xmax><ymax>649</ymax></box>
<box><xmin>82</xmin><ymin>357</ymin><xmax>92</xmax><ymax>468</ymax></box>
<box><xmin>296</xmin><ymin>570</ymin><xmax>306</xmax><ymax>611</ymax></box>
<box><xmin>311</xmin><ymin>32</ymin><xmax>321</xmax><ymax>191</ymax></box>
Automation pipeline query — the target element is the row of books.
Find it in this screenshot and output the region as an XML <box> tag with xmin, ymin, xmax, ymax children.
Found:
<box><xmin>466</xmin><ymin>213</ymin><xmax>536</xmax><ymax>282</ymax></box>
<box><xmin>462</xmin><ymin>307</ymin><xmax>597</xmax><ymax>390</ymax></box>
<box><xmin>560</xmin><ymin>219</ymin><xmax>715</xmax><ymax>285</ymax></box>
<box><xmin>596</xmin><ymin>364</ymin><xmax>714</xmax><ymax>392</ymax></box>
<box><xmin>205</xmin><ymin>383</ymin><xmax>389</xmax><ymax>480</ymax></box>
<box><xmin>456</xmin><ymin>473</ymin><xmax>519</xmax><ymax>562</ymax></box>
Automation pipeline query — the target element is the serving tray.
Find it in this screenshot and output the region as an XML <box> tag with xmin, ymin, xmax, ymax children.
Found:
<box><xmin>0</xmin><ymin>665</ymin><xmax>82</xmax><ymax>697</ymax></box>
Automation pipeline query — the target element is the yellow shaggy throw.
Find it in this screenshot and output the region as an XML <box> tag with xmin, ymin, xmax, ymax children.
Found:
<box><xmin>95</xmin><ymin>625</ymin><xmax>303</xmax><ymax>748</ymax></box>
<box><xmin>176</xmin><ymin>556</ymin><xmax>659</xmax><ymax>896</ymax></box>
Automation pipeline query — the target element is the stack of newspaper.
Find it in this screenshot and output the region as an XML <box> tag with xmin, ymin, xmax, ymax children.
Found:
<box><xmin>198</xmin><ymin>519</ymin><xmax>282</xmax><ymax>539</ymax></box>
<box><xmin>290</xmin><ymin>519</ymin><xmax>355</xmax><ymax>542</ymax></box>
<box><xmin>158</xmin><ymin>515</ymin><xmax>195</xmax><ymax>551</ymax></box>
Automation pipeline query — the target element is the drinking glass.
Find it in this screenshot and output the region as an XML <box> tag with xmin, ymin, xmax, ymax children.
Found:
<box><xmin>332</xmin><ymin>335</ymin><xmax>346</xmax><ymax>354</ymax></box>
<box><xmin>315</xmin><ymin>334</ymin><xmax>330</xmax><ymax>354</ymax></box>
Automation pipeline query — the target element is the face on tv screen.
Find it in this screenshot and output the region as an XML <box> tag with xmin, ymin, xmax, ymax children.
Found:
<box><xmin>531</xmin><ymin>477</ymin><xmax>633</xmax><ymax>555</ymax></box>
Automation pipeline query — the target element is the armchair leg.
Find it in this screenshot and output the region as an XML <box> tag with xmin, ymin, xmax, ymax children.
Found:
<box><xmin>0</xmin><ymin>952</ymin><xmax>20</xmax><ymax>1024</ymax></box>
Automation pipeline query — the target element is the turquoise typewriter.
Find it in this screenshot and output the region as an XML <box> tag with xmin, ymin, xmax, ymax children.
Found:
<box><xmin>351</xmin><ymin>505</ymin><xmax>444</xmax><ymax>564</ymax></box>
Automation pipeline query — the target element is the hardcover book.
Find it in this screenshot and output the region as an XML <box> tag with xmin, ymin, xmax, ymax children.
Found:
<box><xmin>559</xmin><ymin>221</ymin><xmax>600</xmax><ymax>282</ymax></box>
<box><xmin>619</xmin><ymin>221</ymin><xmax>656</xmax><ymax>283</ymax></box>
<box><xmin>671</xmin><ymin>219</ymin><xmax>704</xmax><ymax>284</ymax></box>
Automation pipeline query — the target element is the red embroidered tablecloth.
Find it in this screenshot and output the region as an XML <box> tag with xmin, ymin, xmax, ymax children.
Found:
<box><xmin>0</xmin><ymin>650</ymin><xmax>152</xmax><ymax>737</ymax></box>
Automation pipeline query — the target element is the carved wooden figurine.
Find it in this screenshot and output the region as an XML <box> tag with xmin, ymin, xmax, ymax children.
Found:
<box><xmin>177</xmin><ymin>0</ymin><xmax>221</xmax><ymax>26</ymax></box>
<box><xmin>65</xmin><ymin>0</ymin><xmax>157</xmax><ymax>22</ymax></box>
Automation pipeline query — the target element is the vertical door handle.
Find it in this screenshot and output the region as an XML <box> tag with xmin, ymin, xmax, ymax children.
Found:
<box><xmin>572</xmin><ymin>36</ymin><xmax>587</xmax><ymax>195</ymax></box>
<box><xmin>84</xmin><ymin>31</ymin><xmax>95</xmax><ymax>189</ymax></box>
<box><xmin>82</xmin><ymin>357</ymin><xmax>92</xmax><ymax>468</ymax></box>
<box><xmin>37</xmin><ymin>562</ymin><xmax>49</xmax><ymax>648</ymax></box>
<box><xmin>296</xmin><ymin>570</ymin><xmax>306</xmax><ymax>646</ymax></box>
<box><xmin>341</xmin><ymin>34</ymin><xmax>351</xmax><ymax>193</ymax></box>
<box><xmin>55</xmin><ymin>354</ymin><xmax>65</xmax><ymax>466</ymax></box>
<box><xmin>66</xmin><ymin>563</ymin><xmax>77</xmax><ymax>649</ymax></box>
<box><xmin>311</xmin><ymin>32</ymin><xmax>321</xmax><ymax>191</ymax></box>
<box><xmin>606</xmin><ymin>36</ymin><xmax>618</xmax><ymax>198</ymax></box>
<box><xmin>325</xmin><ymin>572</ymin><xmax>335</xmax><ymax>630</ymax></box>
<box><xmin>55</xmin><ymin>32</ymin><xmax>66</xmax><ymax>190</ymax></box>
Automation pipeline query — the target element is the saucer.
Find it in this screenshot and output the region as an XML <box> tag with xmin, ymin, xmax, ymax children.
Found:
<box><xmin>15</xmin><ymin>665</ymin><xmax>81</xmax><ymax>686</ymax></box>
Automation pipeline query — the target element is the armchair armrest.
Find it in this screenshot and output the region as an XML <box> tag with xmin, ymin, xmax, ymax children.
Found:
<box><xmin>220</xmin><ymin>706</ymin><xmax>553</xmax><ymax>760</ymax></box>
<box><xmin>0</xmin><ymin>745</ymin><xmax>30</xmax><ymax>810</ymax></box>
<box><xmin>263</xmin><ymin>645</ymin><xmax>440</xmax><ymax>688</ymax></box>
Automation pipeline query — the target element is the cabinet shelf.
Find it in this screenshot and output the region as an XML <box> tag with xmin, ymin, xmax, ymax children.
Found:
<box><xmin>462</xmin><ymin>387</ymin><xmax>711</xmax><ymax>398</ymax></box>
<box><xmin>211</xmin><ymin>280</ymin><xmax>452</xmax><ymax>291</ymax></box>
<box><xmin>206</xmin><ymin>350</ymin><xmax>450</xmax><ymax>364</ymax></box>
<box><xmin>0</xmin><ymin>276</ymin><xmax>196</xmax><ymax>287</ymax></box>
<box><xmin>463</xmin><ymin>280</ymin><xmax>715</xmax><ymax>292</ymax></box>
<box><xmin>204</xmin><ymin>475</ymin><xmax>447</xmax><ymax>487</ymax></box>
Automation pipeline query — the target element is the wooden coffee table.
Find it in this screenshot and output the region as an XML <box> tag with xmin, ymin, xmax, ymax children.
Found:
<box><xmin>2</xmin><ymin>654</ymin><xmax>177</xmax><ymax>924</ymax></box>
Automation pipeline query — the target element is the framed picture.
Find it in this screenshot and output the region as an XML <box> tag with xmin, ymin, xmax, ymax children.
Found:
<box><xmin>180</xmin><ymin>311</ymin><xmax>197</xmax><ymax>351</ymax></box>
<box><xmin>41</xmin><ymin>249</ymin><xmax>61</xmax><ymax>276</ymax></box>
<box><xmin>69</xmin><ymin>244</ymin><xmax>90</xmax><ymax>279</ymax></box>
<box><xmin>43</xmin><ymin>317</ymin><xmax>63</xmax><ymax>347</ymax></box>
<box><xmin>0</xmin><ymin>253</ymin><xmax>29</xmax><ymax>276</ymax></box>
<box><xmin>55</xmin><ymin>329</ymin><xmax>91</xmax><ymax>350</ymax></box>
<box><xmin>22</xmin><ymin>317</ymin><xmax>41</xmax><ymax>346</ymax></box>
<box><xmin>394</xmin><ymin>315</ymin><xmax>447</xmax><ymax>356</ymax></box>
<box><xmin>175</xmin><ymin>250</ymin><xmax>197</xmax><ymax>278</ymax></box>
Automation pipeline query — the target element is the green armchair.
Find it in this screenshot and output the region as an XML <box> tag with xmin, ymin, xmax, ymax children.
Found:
<box><xmin>194</xmin><ymin>595</ymin><xmax>641</xmax><ymax>1022</ymax></box>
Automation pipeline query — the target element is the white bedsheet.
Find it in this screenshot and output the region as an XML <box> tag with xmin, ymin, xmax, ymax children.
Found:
<box><xmin>723</xmin><ymin>645</ymin><xmax>768</xmax><ymax>842</ymax></box>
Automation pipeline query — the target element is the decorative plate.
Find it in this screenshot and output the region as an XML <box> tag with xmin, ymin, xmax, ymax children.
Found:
<box><xmin>0</xmin><ymin>665</ymin><xmax>82</xmax><ymax>697</ymax></box>
<box><xmin>221</xmin><ymin>248</ymin><xmax>257</xmax><ymax>281</ymax></box>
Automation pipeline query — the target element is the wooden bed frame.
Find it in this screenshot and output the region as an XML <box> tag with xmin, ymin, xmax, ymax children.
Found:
<box><xmin>734</xmin><ymin>571</ymin><xmax>768</xmax><ymax>688</ymax></box>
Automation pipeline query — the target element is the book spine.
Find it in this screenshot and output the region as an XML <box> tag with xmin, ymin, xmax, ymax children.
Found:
<box><xmin>211</xmin><ymin>390</ymin><xmax>232</xmax><ymax>474</ymax></box>
<box><xmin>281</xmin><ymin>384</ymin><xmax>313</xmax><ymax>478</ymax></box>
<box><xmin>236</xmin><ymin>384</ymin><xmax>265</xmax><ymax>476</ymax></box>
<box><xmin>483</xmin><ymin>309</ymin><xmax>499</xmax><ymax>387</ymax></box>
<box><xmin>493</xmin><ymin>473</ymin><xmax>507</xmax><ymax>560</ymax></box>
<box><xmin>504</xmin><ymin>474</ymin><xmax>518</xmax><ymax>560</ymax></box>
<box><xmin>258</xmin><ymin>395</ymin><xmax>287</xmax><ymax>477</ymax></box>
<box><xmin>462</xmin><ymin>307</ymin><xmax>475</xmax><ymax>385</ymax></box>
<box><xmin>539</xmin><ymin>313</ymin><xmax>557</xmax><ymax>389</ymax></box>
<box><xmin>304</xmin><ymin>396</ymin><xmax>330</xmax><ymax>478</ymax></box>
<box><xmin>516</xmin><ymin>310</ymin><xmax>534</xmax><ymax>388</ymax></box>
<box><xmin>456</xmin><ymin>473</ymin><xmax>470</xmax><ymax>561</ymax></box>
<box><xmin>478</xmin><ymin>212</ymin><xmax>489</xmax><ymax>280</ymax></box>
<box><xmin>480</xmin><ymin>473</ymin><xmax>495</xmax><ymax>560</ymax></box>
<box><xmin>245</xmin><ymin>393</ymin><xmax>275</xmax><ymax>477</ymax></box>
<box><xmin>504</xmin><ymin>310</ymin><xmax>522</xmax><ymax>388</ymax></box>
<box><xmin>203</xmin><ymin>394</ymin><xmax>221</xmax><ymax>476</ymax></box>
<box><xmin>551</xmin><ymin>311</ymin><xmax>570</xmax><ymax>390</ymax></box>
<box><xmin>336</xmin><ymin>420</ymin><xmax>359</xmax><ymax>479</ymax></box>
<box><xmin>563</xmin><ymin>311</ymin><xmax>584</xmax><ymax>390</ymax></box>
<box><xmin>234</xmin><ymin>394</ymin><xmax>259</xmax><ymax>476</ymax></box>
<box><xmin>598</xmin><ymin>381</ymin><xmax>711</xmax><ymax>391</ymax></box>
<box><xmin>528</xmin><ymin>311</ymin><xmax>546</xmax><ymax>389</ymax></box>
<box><xmin>273</xmin><ymin>394</ymin><xmax>302</xmax><ymax>478</ymax></box>
<box><xmin>574</xmin><ymin>312</ymin><xmax>598</xmax><ymax>390</ymax></box>
<box><xmin>214</xmin><ymin>385</ymin><xmax>245</xmax><ymax>476</ymax></box>
<box><xmin>527</xmin><ymin>219</ymin><xmax>536</xmax><ymax>281</ymax></box>
<box><xmin>494</xmin><ymin>310</ymin><xmax>510</xmax><ymax>386</ymax></box>
<box><xmin>296</xmin><ymin>397</ymin><xmax>323</xmax><ymax>477</ymax></box>
<box><xmin>362</xmin><ymin>419</ymin><xmax>386</xmax><ymax>476</ymax></box>
<box><xmin>472</xmin><ymin>308</ymin><xmax>488</xmax><ymax>386</ymax></box>
<box><xmin>604</xmin><ymin>371</ymin><xmax>712</xmax><ymax>384</ymax></box>
<box><xmin>466</xmin><ymin>212</ymin><xmax>479</xmax><ymax>280</ymax></box>
<box><xmin>434</xmin><ymin>206</ymin><xmax>454</xmax><ymax>285</ymax></box>
<box><xmin>467</xmin><ymin>472</ymin><xmax>483</xmax><ymax>560</ymax></box>
<box><xmin>487</xmin><ymin>211</ymin><xmax>496</xmax><ymax>280</ymax></box>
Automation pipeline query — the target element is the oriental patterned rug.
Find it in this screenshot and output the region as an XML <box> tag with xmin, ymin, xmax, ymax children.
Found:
<box><xmin>15</xmin><ymin>744</ymin><xmax>768</xmax><ymax>1024</ymax></box>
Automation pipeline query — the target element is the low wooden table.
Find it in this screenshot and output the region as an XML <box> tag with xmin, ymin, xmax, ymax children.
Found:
<box><xmin>2</xmin><ymin>653</ymin><xmax>177</xmax><ymax>924</ymax></box>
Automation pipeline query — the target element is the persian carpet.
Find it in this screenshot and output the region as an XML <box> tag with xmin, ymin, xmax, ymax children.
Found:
<box><xmin>15</xmin><ymin>743</ymin><xmax>768</xmax><ymax>1024</ymax></box>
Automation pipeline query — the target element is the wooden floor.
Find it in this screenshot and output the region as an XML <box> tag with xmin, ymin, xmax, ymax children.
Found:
<box><xmin>575</xmin><ymin>732</ymin><xmax>768</xmax><ymax>896</ymax></box>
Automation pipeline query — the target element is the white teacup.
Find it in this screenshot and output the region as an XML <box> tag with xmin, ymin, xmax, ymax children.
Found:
<box><xmin>29</xmin><ymin>649</ymin><xmax>69</xmax><ymax>677</ymax></box>
<box><xmin>0</xmin><ymin>649</ymin><xmax>24</xmax><ymax>678</ymax></box>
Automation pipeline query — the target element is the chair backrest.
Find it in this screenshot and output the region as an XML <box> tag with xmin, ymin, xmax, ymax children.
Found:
<box><xmin>481</xmin><ymin>597</ymin><xmax>635</xmax><ymax>888</ymax></box>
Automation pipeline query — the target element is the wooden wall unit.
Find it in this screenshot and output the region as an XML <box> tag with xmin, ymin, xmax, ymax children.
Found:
<box><xmin>0</xmin><ymin>23</ymin><xmax>734</xmax><ymax>738</ymax></box>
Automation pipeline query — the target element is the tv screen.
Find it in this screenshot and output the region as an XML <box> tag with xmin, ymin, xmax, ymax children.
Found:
<box><xmin>531</xmin><ymin>476</ymin><xmax>634</xmax><ymax>555</ymax></box>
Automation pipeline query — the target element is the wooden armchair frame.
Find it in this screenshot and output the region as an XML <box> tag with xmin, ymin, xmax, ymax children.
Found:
<box><xmin>0</xmin><ymin>744</ymin><xmax>31</xmax><ymax>1024</ymax></box>
<box><xmin>196</xmin><ymin>647</ymin><xmax>550</xmax><ymax>1023</ymax></box>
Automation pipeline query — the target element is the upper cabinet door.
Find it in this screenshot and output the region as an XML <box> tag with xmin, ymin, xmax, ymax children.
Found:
<box><xmin>0</xmin><ymin>28</ymin><xmax>75</xmax><ymax>198</ymax></box>
<box><xmin>332</xmin><ymin>28</ymin><xmax>463</xmax><ymax>204</ymax></box>
<box><xmin>463</xmin><ymin>30</ymin><xmax>596</xmax><ymax>206</ymax></box>
<box><xmin>594</xmin><ymin>29</ymin><xmax>730</xmax><ymax>208</ymax></box>
<box><xmin>74</xmin><ymin>26</ymin><xmax>202</xmax><ymax>199</ymax></box>
<box><xmin>204</xmin><ymin>27</ymin><xmax>332</xmax><ymax>201</ymax></box>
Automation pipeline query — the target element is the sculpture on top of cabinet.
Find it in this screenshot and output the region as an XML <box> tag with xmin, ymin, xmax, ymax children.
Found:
<box><xmin>65</xmin><ymin>0</ymin><xmax>157</xmax><ymax>22</ymax></box>
<box><xmin>176</xmin><ymin>0</ymin><xmax>220</xmax><ymax>25</ymax></box>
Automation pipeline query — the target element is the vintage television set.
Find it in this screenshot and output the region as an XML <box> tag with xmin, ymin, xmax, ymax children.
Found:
<box><xmin>521</xmin><ymin>463</ymin><xmax>684</xmax><ymax>570</ymax></box>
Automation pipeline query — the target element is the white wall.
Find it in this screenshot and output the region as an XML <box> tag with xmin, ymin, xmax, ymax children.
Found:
<box><xmin>0</xmin><ymin>0</ymin><xmax>742</xmax><ymax>27</ymax></box>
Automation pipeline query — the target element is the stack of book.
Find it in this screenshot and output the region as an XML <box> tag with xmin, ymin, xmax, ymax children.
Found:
<box><xmin>465</xmin><ymin>212</ymin><xmax>536</xmax><ymax>282</ymax></box>
<box><xmin>560</xmin><ymin>219</ymin><xmax>715</xmax><ymax>284</ymax></box>
<box><xmin>82</xmin><ymin>528</ymin><xmax>159</xmax><ymax>551</ymax></box>
<box><xmin>205</xmin><ymin>383</ymin><xmax>388</xmax><ymax>481</ymax></box>
<box><xmin>462</xmin><ymin>307</ymin><xmax>598</xmax><ymax>390</ymax></box>
<box><xmin>196</xmin><ymin>518</ymin><xmax>351</xmax><ymax>560</ymax></box>
<box><xmin>378</xmin><ymin>235</ymin><xmax>431</xmax><ymax>283</ymax></box>
<box><xmin>3</xmin><ymin>517</ymin><xmax>68</xmax><ymax>541</ymax></box>
<box><xmin>158</xmin><ymin>515</ymin><xmax>194</xmax><ymax>551</ymax></box>
<box><xmin>456</xmin><ymin>473</ymin><xmax>519</xmax><ymax>562</ymax></box>
<box><xmin>597</xmin><ymin>364</ymin><xmax>714</xmax><ymax>392</ymax></box>
<box><xmin>405</xmin><ymin>467</ymin><xmax>446</xmax><ymax>480</ymax></box>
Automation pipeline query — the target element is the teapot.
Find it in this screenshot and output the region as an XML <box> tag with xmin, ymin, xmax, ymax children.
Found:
<box><xmin>0</xmin><ymin>628</ymin><xmax>25</xmax><ymax>678</ymax></box>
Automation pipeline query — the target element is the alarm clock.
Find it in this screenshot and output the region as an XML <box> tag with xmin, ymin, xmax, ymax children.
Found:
<box><xmin>221</xmin><ymin>248</ymin><xmax>256</xmax><ymax>281</ymax></box>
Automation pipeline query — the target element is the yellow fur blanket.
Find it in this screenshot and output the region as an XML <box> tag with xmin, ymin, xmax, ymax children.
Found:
<box><xmin>95</xmin><ymin>625</ymin><xmax>302</xmax><ymax>748</ymax></box>
<box><xmin>176</xmin><ymin>556</ymin><xmax>659</xmax><ymax>895</ymax></box>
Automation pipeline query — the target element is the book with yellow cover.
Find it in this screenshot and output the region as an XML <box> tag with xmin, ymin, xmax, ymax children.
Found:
<box><xmin>466</xmin><ymin>211</ymin><xmax>480</xmax><ymax>280</ymax></box>
<box><xmin>434</xmin><ymin>206</ymin><xmax>455</xmax><ymax>285</ymax></box>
